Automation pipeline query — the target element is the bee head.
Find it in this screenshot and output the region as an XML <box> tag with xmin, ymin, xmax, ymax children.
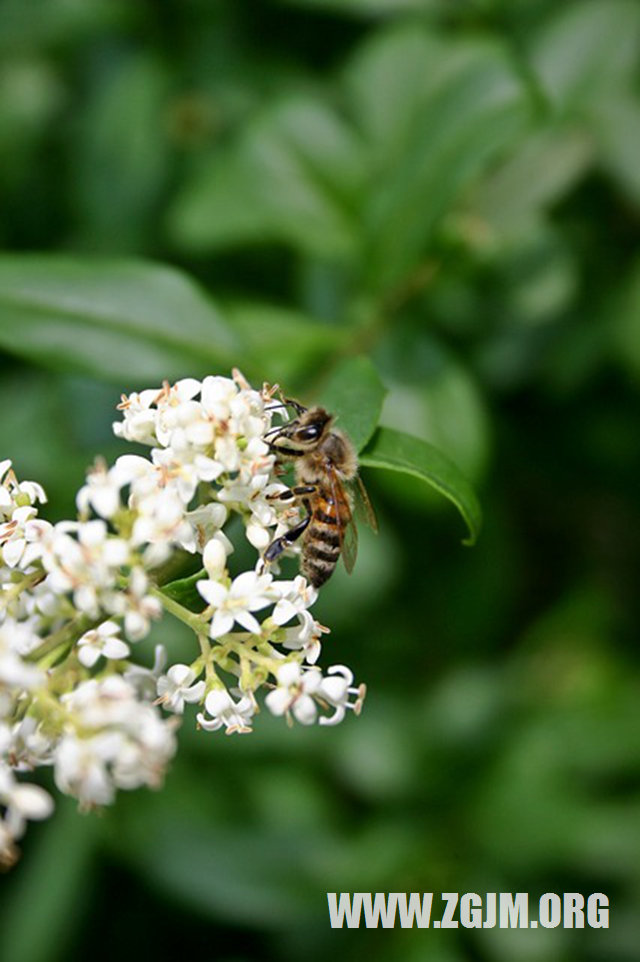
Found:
<box><xmin>269</xmin><ymin>406</ymin><xmax>332</xmax><ymax>456</ymax></box>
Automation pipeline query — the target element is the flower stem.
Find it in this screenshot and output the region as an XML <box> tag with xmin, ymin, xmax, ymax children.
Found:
<box><xmin>149</xmin><ymin>584</ymin><xmax>207</xmax><ymax>633</ymax></box>
<box><xmin>26</xmin><ymin>613</ymin><xmax>96</xmax><ymax>664</ymax></box>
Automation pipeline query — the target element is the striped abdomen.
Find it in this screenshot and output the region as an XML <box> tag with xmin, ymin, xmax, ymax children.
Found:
<box><xmin>301</xmin><ymin>485</ymin><xmax>351</xmax><ymax>587</ymax></box>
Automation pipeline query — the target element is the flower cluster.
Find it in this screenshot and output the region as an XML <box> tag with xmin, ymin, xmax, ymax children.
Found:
<box><xmin>0</xmin><ymin>372</ymin><xmax>365</xmax><ymax>867</ymax></box>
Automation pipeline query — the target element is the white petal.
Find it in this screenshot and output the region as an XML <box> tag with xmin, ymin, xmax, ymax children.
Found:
<box><xmin>292</xmin><ymin>695</ymin><xmax>317</xmax><ymax>725</ymax></box>
<box><xmin>276</xmin><ymin>662</ymin><xmax>301</xmax><ymax>687</ymax></box>
<box><xmin>77</xmin><ymin>646</ymin><xmax>101</xmax><ymax>668</ymax></box>
<box><xmin>204</xmin><ymin>689</ymin><xmax>234</xmax><ymax>715</ymax></box>
<box><xmin>182</xmin><ymin>681</ymin><xmax>206</xmax><ymax>703</ymax></box>
<box><xmin>234</xmin><ymin>610</ymin><xmax>261</xmax><ymax>634</ymax></box>
<box><xmin>2</xmin><ymin>538</ymin><xmax>25</xmax><ymax>568</ymax></box>
<box><xmin>272</xmin><ymin>599</ymin><xmax>298</xmax><ymax>626</ymax></box>
<box><xmin>209</xmin><ymin>611</ymin><xmax>234</xmax><ymax>638</ymax></box>
<box><xmin>265</xmin><ymin>689</ymin><xmax>290</xmax><ymax>717</ymax></box>
<box><xmin>246</xmin><ymin>522</ymin><xmax>270</xmax><ymax>550</ymax></box>
<box><xmin>168</xmin><ymin>663</ymin><xmax>195</xmax><ymax>686</ymax></box>
<box><xmin>202</xmin><ymin>539</ymin><xmax>227</xmax><ymax>579</ymax></box>
<box><xmin>319</xmin><ymin>706</ymin><xmax>346</xmax><ymax>727</ymax></box>
<box><xmin>102</xmin><ymin>638</ymin><xmax>131</xmax><ymax>661</ymax></box>
<box><xmin>10</xmin><ymin>783</ymin><xmax>54</xmax><ymax>820</ymax></box>
<box><xmin>197</xmin><ymin>712</ymin><xmax>222</xmax><ymax>732</ymax></box>
<box><xmin>320</xmin><ymin>677</ymin><xmax>350</xmax><ymax>704</ymax></box>
<box><xmin>197</xmin><ymin>579</ymin><xmax>227</xmax><ymax>606</ymax></box>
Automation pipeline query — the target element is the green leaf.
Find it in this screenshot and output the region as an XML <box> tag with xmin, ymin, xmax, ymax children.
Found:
<box><xmin>282</xmin><ymin>0</ymin><xmax>442</xmax><ymax>13</ymax></box>
<box><xmin>168</xmin><ymin>96</ymin><xmax>363</xmax><ymax>257</ymax></box>
<box><xmin>468</xmin><ymin>126</ymin><xmax>593</xmax><ymax>234</ymax></box>
<box><xmin>0</xmin><ymin>798</ymin><xmax>99</xmax><ymax>962</ymax></box>
<box><xmin>528</xmin><ymin>0</ymin><xmax>640</xmax><ymax>112</ymax></box>
<box><xmin>613</xmin><ymin>259</ymin><xmax>640</xmax><ymax>383</ymax></box>
<box><xmin>380</xmin><ymin>361</ymin><xmax>490</xmax><ymax>483</ymax></box>
<box><xmin>224</xmin><ymin>301</ymin><xmax>350</xmax><ymax>386</ymax></box>
<box><xmin>315</xmin><ymin>355</ymin><xmax>387</xmax><ymax>452</ymax></box>
<box><xmin>161</xmin><ymin>568</ymin><xmax>206</xmax><ymax>612</ymax></box>
<box><xmin>71</xmin><ymin>53</ymin><xmax>170</xmax><ymax>251</ymax></box>
<box><xmin>590</xmin><ymin>96</ymin><xmax>640</xmax><ymax>207</ymax></box>
<box><xmin>0</xmin><ymin>255</ymin><xmax>241</xmax><ymax>383</ymax></box>
<box><xmin>360</xmin><ymin>426</ymin><xmax>482</xmax><ymax>544</ymax></box>
<box><xmin>345</xmin><ymin>25</ymin><xmax>532</xmax><ymax>290</ymax></box>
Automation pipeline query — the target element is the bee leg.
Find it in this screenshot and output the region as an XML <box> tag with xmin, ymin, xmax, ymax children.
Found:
<box><xmin>264</xmin><ymin>513</ymin><xmax>312</xmax><ymax>563</ymax></box>
<box><xmin>267</xmin><ymin>485</ymin><xmax>316</xmax><ymax>503</ymax></box>
<box><xmin>275</xmin><ymin>391</ymin><xmax>307</xmax><ymax>415</ymax></box>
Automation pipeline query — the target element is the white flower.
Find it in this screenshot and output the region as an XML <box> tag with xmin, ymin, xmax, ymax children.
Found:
<box><xmin>123</xmin><ymin>644</ymin><xmax>166</xmax><ymax>699</ymax></box>
<box><xmin>318</xmin><ymin>665</ymin><xmax>366</xmax><ymax>726</ymax></box>
<box><xmin>183</xmin><ymin>502</ymin><xmax>228</xmax><ymax>554</ymax></box>
<box><xmin>265</xmin><ymin>662</ymin><xmax>322</xmax><ymax>725</ymax></box>
<box><xmin>129</xmin><ymin>485</ymin><xmax>193</xmax><ymax>550</ymax></box>
<box><xmin>197</xmin><ymin>569</ymin><xmax>274</xmax><ymax>638</ymax></box>
<box><xmin>41</xmin><ymin>520</ymin><xmax>130</xmax><ymax>617</ymax></box>
<box><xmin>271</xmin><ymin>576</ymin><xmax>317</xmax><ymax>626</ymax></box>
<box><xmin>113</xmin><ymin>388</ymin><xmax>163</xmax><ymax>445</ymax></box>
<box><xmin>156</xmin><ymin>664</ymin><xmax>205</xmax><ymax>714</ymax></box>
<box><xmin>196</xmin><ymin>688</ymin><xmax>255</xmax><ymax>734</ymax></box>
<box><xmin>264</xmin><ymin>662</ymin><xmax>365</xmax><ymax>726</ymax></box>
<box><xmin>55</xmin><ymin>677</ymin><xmax>177</xmax><ymax>805</ymax></box>
<box><xmin>54</xmin><ymin>732</ymin><xmax>121</xmax><ymax>806</ymax></box>
<box><xmin>150</xmin><ymin>445</ymin><xmax>223</xmax><ymax>505</ymax></box>
<box><xmin>279</xmin><ymin>610</ymin><xmax>328</xmax><ymax>665</ymax></box>
<box><xmin>0</xmin><ymin>372</ymin><xmax>369</xmax><ymax>865</ymax></box>
<box><xmin>0</xmin><ymin>763</ymin><xmax>54</xmax><ymax>838</ymax></box>
<box><xmin>0</xmin><ymin>620</ymin><xmax>45</xmax><ymax>691</ymax></box>
<box><xmin>0</xmin><ymin>505</ymin><xmax>51</xmax><ymax>571</ymax></box>
<box><xmin>8</xmin><ymin>717</ymin><xmax>55</xmax><ymax>770</ymax></box>
<box><xmin>202</xmin><ymin>535</ymin><xmax>230</xmax><ymax>580</ymax></box>
<box><xmin>110</xmin><ymin>710</ymin><xmax>177</xmax><ymax>791</ymax></box>
<box><xmin>76</xmin><ymin>621</ymin><xmax>130</xmax><ymax>668</ymax></box>
<box><xmin>76</xmin><ymin>459</ymin><xmax>125</xmax><ymax>519</ymax></box>
<box><xmin>0</xmin><ymin>462</ymin><xmax>47</xmax><ymax>515</ymax></box>
<box><xmin>105</xmin><ymin>567</ymin><xmax>162</xmax><ymax>641</ymax></box>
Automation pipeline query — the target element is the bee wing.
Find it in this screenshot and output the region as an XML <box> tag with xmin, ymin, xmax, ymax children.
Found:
<box><xmin>353</xmin><ymin>474</ymin><xmax>378</xmax><ymax>533</ymax></box>
<box><xmin>327</xmin><ymin>467</ymin><xmax>358</xmax><ymax>575</ymax></box>
<box><xmin>341</xmin><ymin>509</ymin><xmax>358</xmax><ymax>575</ymax></box>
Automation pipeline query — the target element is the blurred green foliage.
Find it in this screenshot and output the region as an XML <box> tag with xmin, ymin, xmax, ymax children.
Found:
<box><xmin>1</xmin><ymin>1</ymin><xmax>640</xmax><ymax>960</ymax></box>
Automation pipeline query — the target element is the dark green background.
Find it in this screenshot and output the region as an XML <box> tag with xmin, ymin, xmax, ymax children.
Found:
<box><xmin>1</xmin><ymin>1</ymin><xmax>639</xmax><ymax>960</ymax></box>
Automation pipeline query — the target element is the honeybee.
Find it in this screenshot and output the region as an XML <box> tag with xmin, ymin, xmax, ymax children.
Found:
<box><xmin>263</xmin><ymin>398</ymin><xmax>377</xmax><ymax>587</ymax></box>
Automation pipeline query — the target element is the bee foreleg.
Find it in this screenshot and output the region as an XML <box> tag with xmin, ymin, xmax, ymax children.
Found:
<box><xmin>267</xmin><ymin>485</ymin><xmax>316</xmax><ymax>503</ymax></box>
<box><xmin>263</xmin><ymin>514</ymin><xmax>312</xmax><ymax>563</ymax></box>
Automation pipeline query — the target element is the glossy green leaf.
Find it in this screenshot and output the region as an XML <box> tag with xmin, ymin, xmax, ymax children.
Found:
<box><xmin>360</xmin><ymin>426</ymin><xmax>482</xmax><ymax>544</ymax></box>
<box><xmin>160</xmin><ymin>568</ymin><xmax>206</xmax><ymax>612</ymax></box>
<box><xmin>225</xmin><ymin>301</ymin><xmax>350</xmax><ymax>386</ymax></box>
<box><xmin>315</xmin><ymin>355</ymin><xmax>387</xmax><ymax>452</ymax></box>
<box><xmin>168</xmin><ymin>96</ymin><xmax>363</xmax><ymax>257</ymax></box>
<box><xmin>0</xmin><ymin>255</ymin><xmax>241</xmax><ymax>383</ymax></box>
<box><xmin>72</xmin><ymin>53</ymin><xmax>170</xmax><ymax>251</ymax></box>
<box><xmin>613</xmin><ymin>259</ymin><xmax>640</xmax><ymax>382</ymax></box>
<box><xmin>590</xmin><ymin>96</ymin><xmax>640</xmax><ymax>206</ymax></box>
<box><xmin>0</xmin><ymin>798</ymin><xmax>99</xmax><ymax>962</ymax></box>
<box><xmin>345</xmin><ymin>26</ymin><xmax>532</xmax><ymax>289</ymax></box>
<box><xmin>380</xmin><ymin>362</ymin><xmax>490</xmax><ymax>483</ymax></box>
<box><xmin>468</xmin><ymin>127</ymin><xmax>593</xmax><ymax>233</ymax></box>
<box><xmin>282</xmin><ymin>0</ymin><xmax>441</xmax><ymax>13</ymax></box>
<box><xmin>528</xmin><ymin>0</ymin><xmax>640</xmax><ymax>111</ymax></box>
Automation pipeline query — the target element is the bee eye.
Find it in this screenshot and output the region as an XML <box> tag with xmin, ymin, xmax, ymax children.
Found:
<box><xmin>298</xmin><ymin>424</ymin><xmax>321</xmax><ymax>442</ymax></box>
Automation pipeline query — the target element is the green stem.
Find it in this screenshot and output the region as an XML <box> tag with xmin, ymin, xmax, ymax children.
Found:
<box><xmin>149</xmin><ymin>584</ymin><xmax>207</xmax><ymax>633</ymax></box>
<box><xmin>1</xmin><ymin>568</ymin><xmax>46</xmax><ymax>607</ymax></box>
<box><xmin>26</xmin><ymin>613</ymin><xmax>96</xmax><ymax>664</ymax></box>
